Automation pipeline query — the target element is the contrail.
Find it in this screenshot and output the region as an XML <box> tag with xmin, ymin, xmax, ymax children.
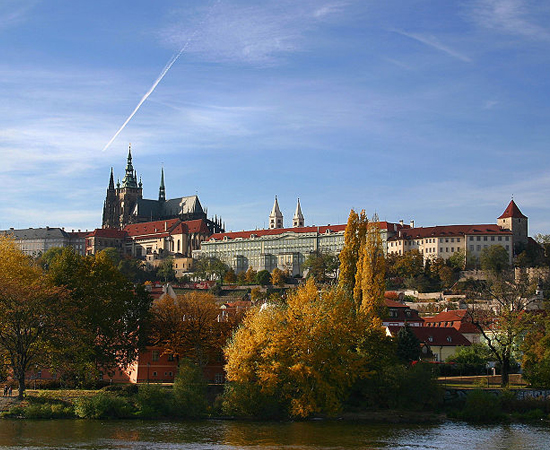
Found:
<box><xmin>101</xmin><ymin>0</ymin><xmax>221</xmax><ymax>152</ymax></box>
<box><xmin>102</xmin><ymin>43</ymin><xmax>191</xmax><ymax>152</ymax></box>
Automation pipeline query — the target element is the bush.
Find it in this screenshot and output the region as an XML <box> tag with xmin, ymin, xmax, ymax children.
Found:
<box><xmin>135</xmin><ymin>384</ymin><xmax>172</xmax><ymax>418</ymax></box>
<box><xmin>172</xmin><ymin>360</ymin><xmax>208</xmax><ymax>418</ymax></box>
<box><xmin>74</xmin><ymin>392</ymin><xmax>134</xmax><ymax>419</ymax></box>
<box><xmin>453</xmin><ymin>389</ymin><xmax>506</xmax><ymax>423</ymax></box>
<box><xmin>221</xmin><ymin>382</ymin><xmax>285</xmax><ymax>419</ymax></box>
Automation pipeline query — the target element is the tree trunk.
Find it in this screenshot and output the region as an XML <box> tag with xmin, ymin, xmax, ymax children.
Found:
<box><xmin>501</xmin><ymin>358</ymin><xmax>510</xmax><ymax>387</ymax></box>
<box><xmin>17</xmin><ymin>369</ymin><xmax>26</xmax><ymax>400</ymax></box>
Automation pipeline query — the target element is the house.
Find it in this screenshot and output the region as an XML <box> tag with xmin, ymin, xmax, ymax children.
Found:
<box><xmin>382</xmin><ymin>298</ymin><xmax>424</xmax><ymax>328</ymax></box>
<box><xmin>423</xmin><ymin>309</ymin><xmax>482</xmax><ymax>344</ymax></box>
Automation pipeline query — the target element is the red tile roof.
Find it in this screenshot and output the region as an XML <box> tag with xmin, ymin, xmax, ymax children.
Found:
<box><xmin>208</xmin><ymin>221</ymin><xmax>405</xmax><ymax>241</ymax></box>
<box><xmin>424</xmin><ymin>310</ymin><xmax>479</xmax><ymax>334</ymax></box>
<box><xmin>124</xmin><ymin>219</ymin><xmax>180</xmax><ymax>237</ymax></box>
<box><xmin>498</xmin><ymin>200</ymin><xmax>527</xmax><ymax>219</ymax></box>
<box><xmin>388</xmin><ymin>224</ymin><xmax>511</xmax><ymax>241</ymax></box>
<box><xmin>87</xmin><ymin>228</ymin><xmax>127</xmax><ymax>238</ymax></box>
<box><xmin>387</xmin><ymin>325</ymin><xmax>471</xmax><ymax>346</ymax></box>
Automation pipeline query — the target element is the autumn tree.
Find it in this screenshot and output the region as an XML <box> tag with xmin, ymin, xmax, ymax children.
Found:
<box><xmin>0</xmin><ymin>236</ymin><xmax>72</xmax><ymax>398</ymax></box>
<box><xmin>255</xmin><ymin>270</ymin><xmax>271</xmax><ymax>286</ymax></box>
<box><xmin>270</xmin><ymin>267</ymin><xmax>286</xmax><ymax>287</ymax></box>
<box><xmin>465</xmin><ymin>270</ymin><xmax>535</xmax><ymax>386</ymax></box>
<box><xmin>244</xmin><ymin>267</ymin><xmax>257</xmax><ymax>284</ymax></box>
<box><xmin>521</xmin><ymin>311</ymin><xmax>550</xmax><ymax>388</ymax></box>
<box><xmin>150</xmin><ymin>291</ymin><xmax>240</xmax><ymax>366</ymax></box>
<box><xmin>224</xmin><ymin>279</ymin><xmax>371</xmax><ymax>418</ymax></box>
<box><xmin>338</xmin><ymin>209</ymin><xmax>367</xmax><ymax>292</ymax></box>
<box><xmin>354</xmin><ymin>215</ymin><xmax>386</xmax><ymax>318</ymax></box>
<box><xmin>224</xmin><ymin>268</ymin><xmax>237</xmax><ymax>284</ymax></box>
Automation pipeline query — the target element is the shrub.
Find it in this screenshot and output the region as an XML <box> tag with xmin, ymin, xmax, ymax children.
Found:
<box><xmin>172</xmin><ymin>360</ymin><xmax>208</xmax><ymax>418</ymax></box>
<box><xmin>74</xmin><ymin>392</ymin><xmax>134</xmax><ymax>419</ymax></box>
<box><xmin>135</xmin><ymin>384</ymin><xmax>172</xmax><ymax>418</ymax></box>
<box><xmin>221</xmin><ymin>382</ymin><xmax>285</xmax><ymax>419</ymax></box>
<box><xmin>454</xmin><ymin>389</ymin><xmax>506</xmax><ymax>423</ymax></box>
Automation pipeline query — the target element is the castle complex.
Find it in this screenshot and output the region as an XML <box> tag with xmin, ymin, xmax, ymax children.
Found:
<box><xmin>102</xmin><ymin>145</ymin><xmax>224</xmax><ymax>234</ymax></box>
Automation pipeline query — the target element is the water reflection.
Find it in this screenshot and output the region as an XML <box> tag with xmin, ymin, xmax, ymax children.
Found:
<box><xmin>0</xmin><ymin>420</ymin><xmax>549</xmax><ymax>449</ymax></box>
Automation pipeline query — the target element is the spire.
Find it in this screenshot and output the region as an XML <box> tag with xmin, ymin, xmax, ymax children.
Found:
<box><xmin>121</xmin><ymin>143</ymin><xmax>138</xmax><ymax>188</ymax></box>
<box><xmin>498</xmin><ymin>199</ymin><xmax>527</xmax><ymax>219</ymax></box>
<box><xmin>158</xmin><ymin>167</ymin><xmax>166</xmax><ymax>202</ymax></box>
<box><xmin>269</xmin><ymin>196</ymin><xmax>283</xmax><ymax>229</ymax></box>
<box><xmin>108</xmin><ymin>167</ymin><xmax>115</xmax><ymax>191</ymax></box>
<box><xmin>293</xmin><ymin>198</ymin><xmax>304</xmax><ymax>228</ymax></box>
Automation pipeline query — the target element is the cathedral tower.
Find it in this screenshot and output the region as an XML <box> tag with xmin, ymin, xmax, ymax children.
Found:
<box><xmin>269</xmin><ymin>196</ymin><xmax>283</xmax><ymax>229</ymax></box>
<box><xmin>293</xmin><ymin>198</ymin><xmax>304</xmax><ymax>227</ymax></box>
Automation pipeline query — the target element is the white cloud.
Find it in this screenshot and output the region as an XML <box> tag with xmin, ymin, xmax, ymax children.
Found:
<box><xmin>161</xmin><ymin>1</ymin><xmax>354</xmax><ymax>65</ymax></box>
<box><xmin>470</xmin><ymin>0</ymin><xmax>550</xmax><ymax>41</ymax></box>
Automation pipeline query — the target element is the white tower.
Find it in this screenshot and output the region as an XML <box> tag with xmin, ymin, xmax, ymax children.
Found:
<box><xmin>293</xmin><ymin>198</ymin><xmax>304</xmax><ymax>228</ymax></box>
<box><xmin>269</xmin><ymin>196</ymin><xmax>284</xmax><ymax>229</ymax></box>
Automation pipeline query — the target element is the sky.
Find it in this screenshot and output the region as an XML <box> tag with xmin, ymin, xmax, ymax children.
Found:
<box><xmin>1</xmin><ymin>0</ymin><xmax>550</xmax><ymax>235</ymax></box>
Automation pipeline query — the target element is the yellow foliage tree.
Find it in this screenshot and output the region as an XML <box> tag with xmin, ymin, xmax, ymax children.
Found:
<box><xmin>339</xmin><ymin>209</ymin><xmax>367</xmax><ymax>293</ymax></box>
<box><xmin>224</xmin><ymin>279</ymin><xmax>369</xmax><ymax>418</ymax></box>
<box><xmin>270</xmin><ymin>267</ymin><xmax>286</xmax><ymax>287</ymax></box>
<box><xmin>354</xmin><ymin>214</ymin><xmax>386</xmax><ymax>320</ymax></box>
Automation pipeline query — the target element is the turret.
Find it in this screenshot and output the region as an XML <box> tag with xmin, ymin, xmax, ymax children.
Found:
<box><xmin>497</xmin><ymin>199</ymin><xmax>528</xmax><ymax>252</ymax></box>
<box><xmin>293</xmin><ymin>198</ymin><xmax>304</xmax><ymax>228</ymax></box>
<box><xmin>269</xmin><ymin>196</ymin><xmax>283</xmax><ymax>229</ymax></box>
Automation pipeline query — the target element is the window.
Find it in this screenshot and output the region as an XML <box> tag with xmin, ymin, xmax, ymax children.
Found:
<box><xmin>498</xmin><ymin>236</ymin><xmax>502</xmax><ymax>241</ymax></box>
<box><xmin>440</xmin><ymin>248</ymin><xmax>443</xmax><ymax>253</ymax></box>
<box><xmin>447</xmin><ymin>336</ymin><xmax>452</xmax><ymax>343</ymax></box>
<box><xmin>446</xmin><ymin>247</ymin><xmax>449</xmax><ymax>252</ymax></box>
<box><xmin>470</xmin><ymin>237</ymin><xmax>474</xmax><ymax>241</ymax></box>
<box><xmin>477</xmin><ymin>245</ymin><xmax>481</xmax><ymax>251</ymax></box>
<box><xmin>168</xmin><ymin>354</ymin><xmax>174</xmax><ymax>361</ymax></box>
<box><xmin>505</xmin><ymin>237</ymin><xmax>509</xmax><ymax>241</ymax></box>
<box><xmin>451</xmin><ymin>247</ymin><xmax>454</xmax><ymax>252</ymax></box>
<box><xmin>451</xmin><ymin>238</ymin><xmax>454</xmax><ymax>242</ymax></box>
<box><xmin>153</xmin><ymin>371</ymin><xmax>157</xmax><ymax>377</ymax></box>
<box><xmin>491</xmin><ymin>236</ymin><xmax>495</xmax><ymax>241</ymax></box>
<box><xmin>214</xmin><ymin>373</ymin><xmax>224</xmax><ymax>384</ymax></box>
<box><xmin>477</xmin><ymin>236</ymin><xmax>481</xmax><ymax>241</ymax></box>
<box><xmin>457</xmin><ymin>239</ymin><xmax>460</xmax><ymax>243</ymax></box>
<box><xmin>470</xmin><ymin>245</ymin><xmax>474</xmax><ymax>251</ymax></box>
<box><xmin>483</xmin><ymin>236</ymin><xmax>488</xmax><ymax>241</ymax></box>
<box><xmin>152</xmin><ymin>350</ymin><xmax>159</xmax><ymax>362</ymax></box>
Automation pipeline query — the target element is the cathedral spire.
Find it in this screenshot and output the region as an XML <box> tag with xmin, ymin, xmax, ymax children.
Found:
<box><xmin>293</xmin><ymin>198</ymin><xmax>304</xmax><ymax>228</ymax></box>
<box><xmin>108</xmin><ymin>167</ymin><xmax>115</xmax><ymax>191</ymax></box>
<box><xmin>158</xmin><ymin>167</ymin><xmax>166</xmax><ymax>202</ymax></box>
<box><xmin>121</xmin><ymin>143</ymin><xmax>138</xmax><ymax>188</ymax></box>
<box><xmin>269</xmin><ymin>196</ymin><xmax>283</xmax><ymax>229</ymax></box>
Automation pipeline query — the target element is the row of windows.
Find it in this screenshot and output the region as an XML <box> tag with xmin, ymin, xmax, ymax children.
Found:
<box><xmin>469</xmin><ymin>235</ymin><xmax>509</xmax><ymax>242</ymax></box>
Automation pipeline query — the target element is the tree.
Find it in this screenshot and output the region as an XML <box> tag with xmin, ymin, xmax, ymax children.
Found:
<box><xmin>244</xmin><ymin>267</ymin><xmax>257</xmax><ymax>284</ymax></box>
<box><xmin>302</xmin><ymin>250</ymin><xmax>339</xmax><ymax>284</ymax></box>
<box><xmin>521</xmin><ymin>312</ymin><xmax>550</xmax><ymax>388</ymax></box>
<box><xmin>157</xmin><ymin>256</ymin><xmax>176</xmax><ymax>282</ymax></box>
<box><xmin>256</xmin><ymin>269</ymin><xmax>271</xmax><ymax>286</ymax></box>
<box><xmin>338</xmin><ymin>209</ymin><xmax>367</xmax><ymax>292</ymax></box>
<box><xmin>150</xmin><ymin>291</ymin><xmax>239</xmax><ymax>366</ymax></box>
<box><xmin>46</xmin><ymin>247</ymin><xmax>152</xmax><ymax>379</ymax></box>
<box><xmin>480</xmin><ymin>245</ymin><xmax>510</xmax><ymax>274</ymax></box>
<box><xmin>270</xmin><ymin>268</ymin><xmax>286</xmax><ymax>287</ymax></box>
<box><xmin>448</xmin><ymin>249</ymin><xmax>466</xmax><ymax>271</ymax></box>
<box><xmin>0</xmin><ymin>236</ymin><xmax>72</xmax><ymax>399</ymax></box>
<box><xmin>396</xmin><ymin>324</ymin><xmax>421</xmax><ymax>364</ymax></box>
<box><xmin>354</xmin><ymin>215</ymin><xmax>386</xmax><ymax>318</ymax></box>
<box><xmin>224</xmin><ymin>280</ymin><xmax>370</xmax><ymax>418</ymax></box>
<box><xmin>446</xmin><ymin>343</ymin><xmax>493</xmax><ymax>376</ymax></box>
<box><xmin>224</xmin><ymin>268</ymin><xmax>237</xmax><ymax>284</ymax></box>
<box><xmin>193</xmin><ymin>256</ymin><xmax>229</xmax><ymax>281</ymax></box>
<box><xmin>465</xmin><ymin>270</ymin><xmax>534</xmax><ymax>386</ymax></box>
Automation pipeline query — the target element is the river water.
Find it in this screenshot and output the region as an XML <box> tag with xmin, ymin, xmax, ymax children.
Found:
<box><xmin>0</xmin><ymin>419</ymin><xmax>549</xmax><ymax>449</ymax></box>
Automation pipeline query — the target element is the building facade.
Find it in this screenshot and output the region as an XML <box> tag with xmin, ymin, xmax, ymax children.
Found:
<box><xmin>386</xmin><ymin>200</ymin><xmax>526</xmax><ymax>264</ymax></box>
<box><xmin>195</xmin><ymin>198</ymin><xmax>407</xmax><ymax>276</ymax></box>
<box><xmin>1</xmin><ymin>227</ymin><xmax>88</xmax><ymax>257</ymax></box>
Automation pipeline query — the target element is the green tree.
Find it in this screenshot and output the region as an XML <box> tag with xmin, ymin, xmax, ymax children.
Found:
<box><xmin>303</xmin><ymin>250</ymin><xmax>339</xmax><ymax>284</ymax></box>
<box><xmin>448</xmin><ymin>249</ymin><xmax>466</xmax><ymax>271</ymax></box>
<box><xmin>157</xmin><ymin>256</ymin><xmax>176</xmax><ymax>282</ymax></box>
<box><xmin>521</xmin><ymin>311</ymin><xmax>550</xmax><ymax>388</ymax></box>
<box><xmin>480</xmin><ymin>245</ymin><xmax>510</xmax><ymax>274</ymax></box>
<box><xmin>396</xmin><ymin>324</ymin><xmax>421</xmax><ymax>364</ymax></box>
<box><xmin>193</xmin><ymin>256</ymin><xmax>229</xmax><ymax>281</ymax></box>
<box><xmin>446</xmin><ymin>343</ymin><xmax>493</xmax><ymax>375</ymax></box>
<box><xmin>465</xmin><ymin>270</ymin><xmax>534</xmax><ymax>386</ymax></box>
<box><xmin>244</xmin><ymin>267</ymin><xmax>257</xmax><ymax>284</ymax></box>
<box><xmin>224</xmin><ymin>268</ymin><xmax>237</xmax><ymax>284</ymax></box>
<box><xmin>172</xmin><ymin>359</ymin><xmax>208</xmax><ymax>418</ymax></box>
<box><xmin>256</xmin><ymin>269</ymin><xmax>271</xmax><ymax>286</ymax></box>
<box><xmin>47</xmin><ymin>247</ymin><xmax>152</xmax><ymax>379</ymax></box>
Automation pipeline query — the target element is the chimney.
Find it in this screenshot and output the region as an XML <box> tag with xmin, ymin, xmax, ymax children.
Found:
<box><xmin>399</xmin><ymin>220</ymin><xmax>404</xmax><ymax>227</ymax></box>
<box><xmin>410</xmin><ymin>220</ymin><xmax>415</xmax><ymax>228</ymax></box>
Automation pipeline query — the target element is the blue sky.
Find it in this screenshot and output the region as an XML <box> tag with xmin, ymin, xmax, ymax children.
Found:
<box><xmin>1</xmin><ymin>0</ymin><xmax>549</xmax><ymax>235</ymax></box>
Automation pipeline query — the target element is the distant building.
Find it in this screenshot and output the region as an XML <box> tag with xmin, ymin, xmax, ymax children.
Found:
<box><xmin>102</xmin><ymin>145</ymin><xmax>224</xmax><ymax>234</ymax></box>
<box><xmin>1</xmin><ymin>227</ymin><xmax>88</xmax><ymax>257</ymax></box>
<box><xmin>386</xmin><ymin>200</ymin><xmax>527</xmax><ymax>264</ymax></box>
<box><xmin>195</xmin><ymin>198</ymin><xmax>408</xmax><ymax>276</ymax></box>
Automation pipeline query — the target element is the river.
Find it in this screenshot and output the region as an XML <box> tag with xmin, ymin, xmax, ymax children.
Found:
<box><xmin>0</xmin><ymin>419</ymin><xmax>549</xmax><ymax>449</ymax></box>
